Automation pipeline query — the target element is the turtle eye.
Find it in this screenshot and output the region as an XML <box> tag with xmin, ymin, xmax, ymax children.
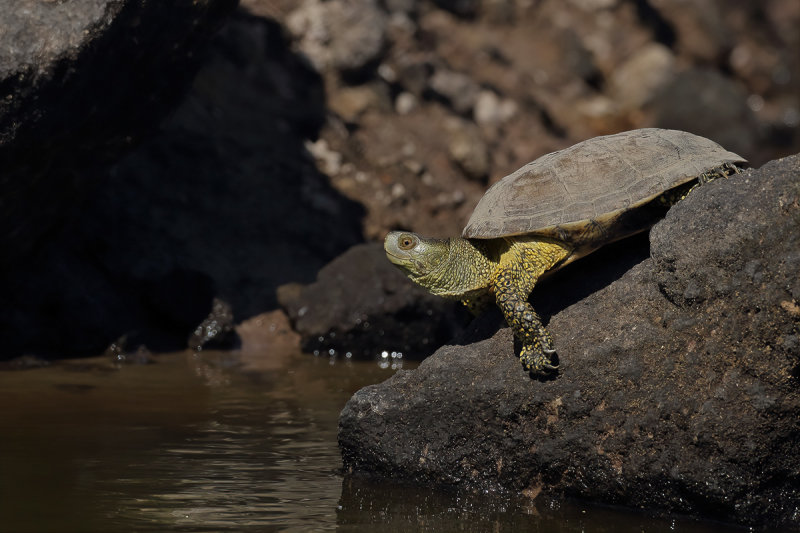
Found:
<box><xmin>398</xmin><ymin>233</ymin><xmax>417</xmax><ymax>250</ymax></box>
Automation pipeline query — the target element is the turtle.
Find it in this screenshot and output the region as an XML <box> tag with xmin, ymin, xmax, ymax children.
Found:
<box><xmin>384</xmin><ymin>128</ymin><xmax>746</xmax><ymax>375</ymax></box>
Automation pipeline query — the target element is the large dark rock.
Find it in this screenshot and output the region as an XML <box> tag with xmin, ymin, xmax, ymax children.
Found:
<box><xmin>278</xmin><ymin>243</ymin><xmax>468</xmax><ymax>359</ymax></box>
<box><xmin>0</xmin><ymin>0</ymin><xmax>237</xmax><ymax>266</ymax></box>
<box><xmin>0</xmin><ymin>13</ymin><xmax>364</xmax><ymax>358</ymax></box>
<box><xmin>339</xmin><ymin>154</ymin><xmax>800</xmax><ymax>528</ymax></box>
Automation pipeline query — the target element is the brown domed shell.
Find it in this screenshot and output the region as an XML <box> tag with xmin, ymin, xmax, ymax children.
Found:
<box><xmin>463</xmin><ymin>129</ymin><xmax>746</xmax><ymax>241</ymax></box>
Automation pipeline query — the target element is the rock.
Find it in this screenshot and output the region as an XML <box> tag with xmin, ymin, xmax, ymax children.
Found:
<box><xmin>610</xmin><ymin>43</ymin><xmax>676</xmax><ymax>110</ymax></box>
<box><xmin>339</xmin><ymin>154</ymin><xmax>800</xmax><ymax>528</ymax></box>
<box><xmin>0</xmin><ymin>0</ymin><xmax>237</xmax><ymax>267</ymax></box>
<box><xmin>648</xmin><ymin>0</ymin><xmax>730</xmax><ymax>63</ymax></box>
<box><xmin>0</xmin><ymin>355</ymin><xmax>51</xmax><ymax>371</ymax></box>
<box><xmin>389</xmin><ymin>58</ymin><xmax>432</xmax><ymax>98</ymax></box>
<box><xmin>428</xmin><ymin>68</ymin><xmax>481</xmax><ymax>115</ymax></box>
<box><xmin>305</xmin><ymin>138</ymin><xmax>344</xmax><ymax>175</ymax></box>
<box><xmin>235</xmin><ymin>310</ymin><xmax>303</xmax><ymax>372</ymax></box>
<box><xmin>474</xmin><ymin>90</ymin><xmax>518</xmax><ymax>126</ymax></box>
<box><xmin>0</xmin><ymin>14</ymin><xmax>364</xmax><ymax>359</ymax></box>
<box><xmin>651</xmin><ymin>68</ymin><xmax>759</xmax><ymax>158</ymax></box>
<box><xmin>188</xmin><ymin>298</ymin><xmax>237</xmax><ymax>351</ymax></box>
<box><xmin>286</xmin><ymin>0</ymin><xmax>388</xmax><ymax>75</ymax></box>
<box><xmin>445</xmin><ymin>117</ymin><xmax>490</xmax><ymax>181</ymax></box>
<box><xmin>431</xmin><ymin>0</ymin><xmax>480</xmax><ymax>18</ymax></box>
<box><xmin>395</xmin><ymin>91</ymin><xmax>418</xmax><ymax>115</ymax></box>
<box><xmin>384</xmin><ymin>0</ymin><xmax>419</xmax><ymax>14</ymax></box>
<box><xmin>278</xmin><ymin>243</ymin><xmax>469</xmax><ymax>359</ymax></box>
<box><xmin>328</xmin><ymin>82</ymin><xmax>392</xmax><ymax>123</ymax></box>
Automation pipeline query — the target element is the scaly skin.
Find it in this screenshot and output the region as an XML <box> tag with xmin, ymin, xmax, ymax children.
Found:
<box><xmin>493</xmin><ymin>238</ymin><xmax>571</xmax><ymax>372</ymax></box>
<box><xmin>384</xmin><ymin>232</ymin><xmax>571</xmax><ymax>374</ymax></box>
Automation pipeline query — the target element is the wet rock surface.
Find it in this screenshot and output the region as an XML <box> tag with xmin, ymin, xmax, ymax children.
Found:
<box><xmin>188</xmin><ymin>298</ymin><xmax>237</xmax><ymax>352</ymax></box>
<box><xmin>278</xmin><ymin>243</ymin><xmax>468</xmax><ymax>359</ymax></box>
<box><xmin>338</xmin><ymin>156</ymin><xmax>800</xmax><ymax>527</ymax></box>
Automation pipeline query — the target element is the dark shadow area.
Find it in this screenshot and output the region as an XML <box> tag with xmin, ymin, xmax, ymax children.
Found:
<box><xmin>0</xmin><ymin>12</ymin><xmax>364</xmax><ymax>359</ymax></box>
<box><xmin>633</xmin><ymin>0</ymin><xmax>676</xmax><ymax>49</ymax></box>
<box><xmin>0</xmin><ymin>0</ymin><xmax>238</xmax><ymax>266</ymax></box>
<box><xmin>534</xmin><ymin>231</ymin><xmax>652</xmax><ymax>319</ymax></box>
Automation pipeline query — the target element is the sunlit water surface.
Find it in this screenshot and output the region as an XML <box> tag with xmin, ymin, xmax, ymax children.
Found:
<box><xmin>0</xmin><ymin>348</ymin><xmax>758</xmax><ymax>532</ymax></box>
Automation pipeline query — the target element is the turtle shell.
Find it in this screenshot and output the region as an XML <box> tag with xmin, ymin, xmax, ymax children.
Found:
<box><xmin>463</xmin><ymin>129</ymin><xmax>746</xmax><ymax>242</ymax></box>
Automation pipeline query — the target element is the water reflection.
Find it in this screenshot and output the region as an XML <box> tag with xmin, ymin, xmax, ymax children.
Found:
<box><xmin>0</xmin><ymin>348</ymin><xmax>768</xmax><ymax>533</ymax></box>
<box><xmin>109</xmin><ymin>407</ymin><xmax>341</xmax><ymax>531</ymax></box>
<box><xmin>98</xmin><ymin>352</ymin><xmax>382</xmax><ymax>532</ymax></box>
<box><xmin>0</xmin><ymin>349</ymin><xmax>388</xmax><ymax>533</ymax></box>
<box><xmin>336</xmin><ymin>477</ymin><xmax>741</xmax><ymax>533</ymax></box>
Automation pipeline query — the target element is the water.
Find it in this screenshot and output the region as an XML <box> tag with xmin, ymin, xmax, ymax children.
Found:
<box><xmin>0</xmin><ymin>348</ymin><xmax>757</xmax><ymax>532</ymax></box>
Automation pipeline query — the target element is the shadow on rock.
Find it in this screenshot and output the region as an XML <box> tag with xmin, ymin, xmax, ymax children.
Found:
<box><xmin>448</xmin><ymin>231</ymin><xmax>654</xmax><ymax>348</ymax></box>
<box><xmin>0</xmin><ymin>12</ymin><xmax>364</xmax><ymax>358</ymax></box>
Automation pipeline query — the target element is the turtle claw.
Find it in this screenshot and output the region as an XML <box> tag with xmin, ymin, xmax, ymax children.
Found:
<box><xmin>536</xmin><ymin>325</ymin><xmax>555</xmax><ymax>353</ymax></box>
<box><xmin>520</xmin><ymin>347</ymin><xmax>558</xmax><ymax>375</ymax></box>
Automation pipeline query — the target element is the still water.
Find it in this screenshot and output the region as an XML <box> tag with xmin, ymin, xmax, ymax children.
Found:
<box><xmin>0</xmin><ymin>345</ymin><xmax>753</xmax><ymax>532</ymax></box>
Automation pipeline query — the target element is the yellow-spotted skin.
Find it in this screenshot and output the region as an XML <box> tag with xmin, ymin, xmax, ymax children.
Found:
<box><xmin>494</xmin><ymin>239</ymin><xmax>570</xmax><ymax>372</ymax></box>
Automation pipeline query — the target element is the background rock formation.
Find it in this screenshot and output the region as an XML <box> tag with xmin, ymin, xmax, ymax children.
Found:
<box><xmin>0</xmin><ymin>12</ymin><xmax>363</xmax><ymax>357</ymax></box>
<box><xmin>2</xmin><ymin>0</ymin><xmax>798</xmax><ymax>358</ymax></box>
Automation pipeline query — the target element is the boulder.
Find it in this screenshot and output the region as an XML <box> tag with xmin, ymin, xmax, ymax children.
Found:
<box><xmin>339</xmin><ymin>154</ymin><xmax>800</xmax><ymax>528</ymax></box>
<box><xmin>0</xmin><ymin>0</ymin><xmax>237</xmax><ymax>266</ymax></box>
<box><xmin>0</xmin><ymin>14</ymin><xmax>364</xmax><ymax>359</ymax></box>
<box><xmin>278</xmin><ymin>243</ymin><xmax>469</xmax><ymax>359</ymax></box>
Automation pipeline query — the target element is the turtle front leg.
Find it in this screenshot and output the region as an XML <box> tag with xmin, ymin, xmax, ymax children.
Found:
<box><xmin>493</xmin><ymin>238</ymin><xmax>571</xmax><ymax>374</ymax></box>
<box><xmin>495</xmin><ymin>273</ymin><xmax>557</xmax><ymax>373</ymax></box>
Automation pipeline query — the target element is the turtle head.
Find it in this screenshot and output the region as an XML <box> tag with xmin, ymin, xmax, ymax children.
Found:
<box><xmin>384</xmin><ymin>231</ymin><xmax>450</xmax><ymax>284</ymax></box>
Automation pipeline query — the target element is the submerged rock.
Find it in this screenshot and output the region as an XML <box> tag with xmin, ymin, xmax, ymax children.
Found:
<box><xmin>278</xmin><ymin>243</ymin><xmax>468</xmax><ymax>359</ymax></box>
<box><xmin>339</xmin><ymin>154</ymin><xmax>800</xmax><ymax>528</ymax></box>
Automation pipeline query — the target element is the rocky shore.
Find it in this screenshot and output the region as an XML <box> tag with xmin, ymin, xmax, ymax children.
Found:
<box><xmin>339</xmin><ymin>155</ymin><xmax>800</xmax><ymax>528</ymax></box>
<box><xmin>2</xmin><ymin>0</ymin><xmax>799</xmax><ymax>527</ymax></box>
